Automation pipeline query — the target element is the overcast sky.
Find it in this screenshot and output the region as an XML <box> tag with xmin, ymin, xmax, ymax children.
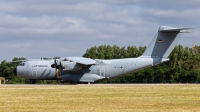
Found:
<box><xmin>0</xmin><ymin>0</ymin><xmax>199</xmax><ymax>61</ymax></box>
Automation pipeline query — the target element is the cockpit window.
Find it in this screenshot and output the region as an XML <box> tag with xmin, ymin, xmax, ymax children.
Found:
<box><xmin>18</xmin><ymin>62</ymin><xmax>25</xmax><ymax>66</ymax></box>
<box><xmin>18</xmin><ymin>63</ymin><xmax>22</xmax><ymax>66</ymax></box>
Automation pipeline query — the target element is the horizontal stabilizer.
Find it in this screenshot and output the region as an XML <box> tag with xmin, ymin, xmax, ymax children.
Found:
<box><xmin>159</xmin><ymin>26</ymin><xmax>192</xmax><ymax>33</ymax></box>
<box><xmin>66</xmin><ymin>57</ymin><xmax>96</xmax><ymax>65</ymax></box>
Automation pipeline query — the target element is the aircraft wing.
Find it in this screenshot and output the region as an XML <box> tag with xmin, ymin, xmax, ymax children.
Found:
<box><xmin>66</xmin><ymin>57</ymin><xmax>96</xmax><ymax>65</ymax></box>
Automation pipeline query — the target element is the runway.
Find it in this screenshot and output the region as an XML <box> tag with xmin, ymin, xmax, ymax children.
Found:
<box><xmin>0</xmin><ymin>83</ymin><xmax>197</xmax><ymax>86</ymax></box>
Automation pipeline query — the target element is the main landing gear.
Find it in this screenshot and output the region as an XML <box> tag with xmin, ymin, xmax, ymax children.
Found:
<box><xmin>29</xmin><ymin>79</ymin><xmax>36</xmax><ymax>84</ymax></box>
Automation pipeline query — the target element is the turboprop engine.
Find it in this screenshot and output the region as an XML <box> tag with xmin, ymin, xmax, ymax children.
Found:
<box><xmin>61</xmin><ymin>61</ymin><xmax>82</xmax><ymax>71</ymax></box>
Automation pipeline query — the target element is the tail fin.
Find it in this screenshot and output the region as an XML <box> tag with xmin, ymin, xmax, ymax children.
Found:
<box><xmin>140</xmin><ymin>26</ymin><xmax>191</xmax><ymax>58</ymax></box>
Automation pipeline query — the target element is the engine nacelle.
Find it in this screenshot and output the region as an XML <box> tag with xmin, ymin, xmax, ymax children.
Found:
<box><xmin>62</xmin><ymin>61</ymin><xmax>82</xmax><ymax>71</ymax></box>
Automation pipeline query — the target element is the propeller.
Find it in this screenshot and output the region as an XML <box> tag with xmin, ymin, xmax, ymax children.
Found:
<box><xmin>51</xmin><ymin>57</ymin><xmax>63</xmax><ymax>79</ymax></box>
<box><xmin>55</xmin><ymin>58</ymin><xmax>60</xmax><ymax>78</ymax></box>
<box><xmin>51</xmin><ymin>57</ymin><xmax>78</xmax><ymax>78</ymax></box>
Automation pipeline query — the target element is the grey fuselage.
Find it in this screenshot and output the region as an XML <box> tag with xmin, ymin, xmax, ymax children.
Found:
<box><xmin>16</xmin><ymin>57</ymin><xmax>168</xmax><ymax>82</ymax></box>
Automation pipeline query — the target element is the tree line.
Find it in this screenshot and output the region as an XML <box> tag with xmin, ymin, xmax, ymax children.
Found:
<box><xmin>83</xmin><ymin>44</ymin><xmax>200</xmax><ymax>83</ymax></box>
<box><xmin>0</xmin><ymin>44</ymin><xmax>200</xmax><ymax>84</ymax></box>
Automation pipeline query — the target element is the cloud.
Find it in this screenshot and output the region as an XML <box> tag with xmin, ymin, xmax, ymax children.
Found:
<box><xmin>0</xmin><ymin>2</ymin><xmax>21</xmax><ymax>13</ymax></box>
<box><xmin>0</xmin><ymin>1</ymin><xmax>199</xmax><ymax>61</ymax></box>
<box><xmin>0</xmin><ymin>13</ymin><xmax>95</xmax><ymax>35</ymax></box>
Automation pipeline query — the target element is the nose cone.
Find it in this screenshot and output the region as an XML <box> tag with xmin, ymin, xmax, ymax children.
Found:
<box><xmin>13</xmin><ymin>67</ymin><xmax>17</xmax><ymax>76</ymax></box>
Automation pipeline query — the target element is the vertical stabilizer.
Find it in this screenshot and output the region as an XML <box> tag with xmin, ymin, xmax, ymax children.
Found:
<box><xmin>140</xmin><ymin>26</ymin><xmax>191</xmax><ymax>58</ymax></box>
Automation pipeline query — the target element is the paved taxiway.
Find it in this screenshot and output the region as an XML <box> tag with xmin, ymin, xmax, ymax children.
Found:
<box><xmin>0</xmin><ymin>84</ymin><xmax>197</xmax><ymax>87</ymax></box>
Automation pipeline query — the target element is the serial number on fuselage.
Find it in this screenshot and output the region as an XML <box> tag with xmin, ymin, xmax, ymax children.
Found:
<box><xmin>32</xmin><ymin>65</ymin><xmax>48</xmax><ymax>67</ymax></box>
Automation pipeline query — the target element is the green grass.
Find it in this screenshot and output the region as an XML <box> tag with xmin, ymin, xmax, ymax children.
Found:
<box><xmin>0</xmin><ymin>84</ymin><xmax>200</xmax><ymax>112</ymax></box>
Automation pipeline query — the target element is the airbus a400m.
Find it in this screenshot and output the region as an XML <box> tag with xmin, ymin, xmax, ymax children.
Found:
<box><xmin>13</xmin><ymin>26</ymin><xmax>191</xmax><ymax>84</ymax></box>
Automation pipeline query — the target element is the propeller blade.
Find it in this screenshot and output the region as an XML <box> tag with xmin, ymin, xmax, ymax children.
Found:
<box><xmin>53</xmin><ymin>57</ymin><xmax>62</xmax><ymax>79</ymax></box>
<box><xmin>56</xmin><ymin>68</ymin><xmax>60</xmax><ymax>78</ymax></box>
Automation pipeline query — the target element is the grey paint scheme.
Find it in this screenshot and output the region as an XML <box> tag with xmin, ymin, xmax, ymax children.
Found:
<box><xmin>14</xmin><ymin>26</ymin><xmax>190</xmax><ymax>83</ymax></box>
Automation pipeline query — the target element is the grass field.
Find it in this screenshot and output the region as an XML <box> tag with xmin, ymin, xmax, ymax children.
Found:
<box><xmin>0</xmin><ymin>84</ymin><xmax>200</xmax><ymax>112</ymax></box>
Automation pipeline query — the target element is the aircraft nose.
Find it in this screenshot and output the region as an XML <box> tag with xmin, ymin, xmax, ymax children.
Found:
<box><xmin>13</xmin><ymin>67</ymin><xmax>17</xmax><ymax>76</ymax></box>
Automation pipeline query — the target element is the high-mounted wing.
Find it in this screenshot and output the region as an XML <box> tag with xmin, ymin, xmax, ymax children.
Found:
<box><xmin>59</xmin><ymin>57</ymin><xmax>96</xmax><ymax>71</ymax></box>
<box><xmin>66</xmin><ymin>57</ymin><xmax>96</xmax><ymax>65</ymax></box>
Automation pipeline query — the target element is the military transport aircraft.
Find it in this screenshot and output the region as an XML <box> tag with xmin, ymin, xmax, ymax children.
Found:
<box><xmin>13</xmin><ymin>26</ymin><xmax>191</xmax><ymax>84</ymax></box>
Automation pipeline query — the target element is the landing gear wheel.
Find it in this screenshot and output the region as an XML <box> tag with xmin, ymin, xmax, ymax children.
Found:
<box><xmin>29</xmin><ymin>79</ymin><xmax>36</xmax><ymax>84</ymax></box>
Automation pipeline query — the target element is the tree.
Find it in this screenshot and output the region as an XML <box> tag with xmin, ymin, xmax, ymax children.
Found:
<box><xmin>112</xmin><ymin>45</ymin><xmax>121</xmax><ymax>59</ymax></box>
<box><xmin>105</xmin><ymin>45</ymin><xmax>113</xmax><ymax>59</ymax></box>
<box><xmin>97</xmin><ymin>45</ymin><xmax>106</xmax><ymax>59</ymax></box>
<box><xmin>0</xmin><ymin>57</ymin><xmax>26</xmax><ymax>84</ymax></box>
<box><xmin>84</xmin><ymin>44</ymin><xmax>200</xmax><ymax>83</ymax></box>
<box><xmin>83</xmin><ymin>46</ymin><xmax>98</xmax><ymax>59</ymax></box>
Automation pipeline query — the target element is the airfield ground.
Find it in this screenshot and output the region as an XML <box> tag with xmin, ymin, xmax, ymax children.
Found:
<box><xmin>0</xmin><ymin>84</ymin><xmax>200</xmax><ymax>112</ymax></box>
